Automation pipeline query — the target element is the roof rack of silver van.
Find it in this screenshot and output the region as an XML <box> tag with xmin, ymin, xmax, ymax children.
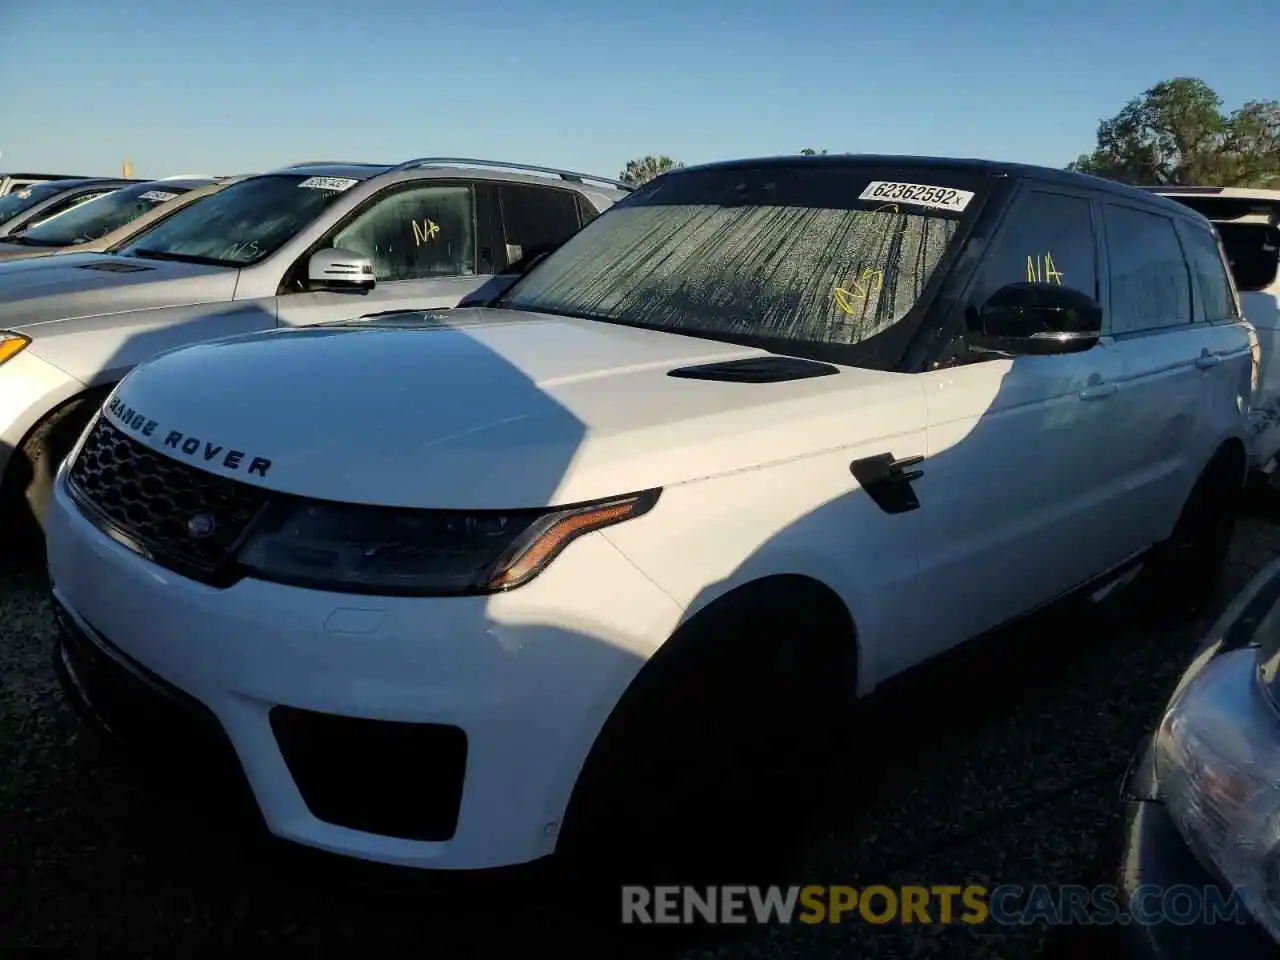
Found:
<box><xmin>385</xmin><ymin>157</ymin><xmax>633</xmax><ymax>191</ymax></box>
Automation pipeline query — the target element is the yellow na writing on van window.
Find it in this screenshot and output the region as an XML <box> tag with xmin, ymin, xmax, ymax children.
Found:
<box><xmin>412</xmin><ymin>219</ymin><xmax>440</xmax><ymax>246</ymax></box>
<box><xmin>1026</xmin><ymin>252</ymin><xmax>1064</xmax><ymax>285</ymax></box>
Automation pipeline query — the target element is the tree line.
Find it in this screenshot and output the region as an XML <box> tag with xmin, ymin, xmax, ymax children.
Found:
<box><xmin>617</xmin><ymin>79</ymin><xmax>1278</xmax><ymax>188</ymax></box>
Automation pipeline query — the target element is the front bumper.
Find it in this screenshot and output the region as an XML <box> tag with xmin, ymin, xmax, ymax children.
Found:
<box><xmin>0</xmin><ymin>347</ymin><xmax>82</xmax><ymax>481</ymax></box>
<box><xmin>46</xmin><ymin>466</ymin><xmax>682</xmax><ymax>870</ymax></box>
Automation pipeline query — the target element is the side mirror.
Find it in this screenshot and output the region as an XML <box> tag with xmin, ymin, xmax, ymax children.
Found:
<box><xmin>307</xmin><ymin>247</ymin><xmax>375</xmax><ymax>291</ymax></box>
<box><xmin>966</xmin><ymin>282</ymin><xmax>1102</xmax><ymax>356</ymax></box>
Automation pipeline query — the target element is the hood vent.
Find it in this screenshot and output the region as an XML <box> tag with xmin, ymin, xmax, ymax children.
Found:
<box><xmin>78</xmin><ymin>261</ymin><xmax>154</xmax><ymax>273</ymax></box>
<box><xmin>667</xmin><ymin>355</ymin><xmax>840</xmax><ymax>383</ymax></box>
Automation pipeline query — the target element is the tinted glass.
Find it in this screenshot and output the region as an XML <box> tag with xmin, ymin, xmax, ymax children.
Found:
<box><xmin>11</xmin><ymin>182</ymin><xmax>193</xmax><ymax>246</ymax></box>
<box><xmin>1183</xmin><ymin>224</ymin><xmax>1239</xmax><ymax>320</ymax></box>
<box><xmin>974</xmin><ymin>191</ymin><xmax>1098</xmax><ymax>300</ymax></box>
<box><xmin>0</xmin><ymin>181</ymin><xmax>73</xmax><ymax>223</ymax></box>
<box><xmin>1105</xmin><ymin>205</ymin><xmax>1193</xmax><ymax>333</ymax></box>
<box><xmin>497</xmin><ymin>184</ymin><xmax>582</xmax><ymax>268</ymax></box>
<box><xmin>119</xmin><ymin>174</ymin><xmax>355</xmax><ymax>267</ymax></box>
<box><xmin>1217</xmin><ymin>222</ymin><xmax>1280</xmax><ymax>293</ymax></box>
<box><xmin>500</xmin><ymin>166</ymin><xmax>978</xmax><ymax>357</ymax></box>
<box><xmin>333</xmin><ymin>184</ymin><xmax>475</xmax><ymax>281</ymax></box>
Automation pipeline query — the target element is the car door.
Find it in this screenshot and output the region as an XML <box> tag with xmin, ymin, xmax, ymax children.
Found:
<box><xmin>910</xmin><ymin>185</ymin><xmax>1131</xmax><ymax>655</ymax></box>
<box><xmin>1100</xmin><ymin>202</ymin><xmax>1244</xmax><ymax>550</ymax></box>
<box><xmin>274</xmin><ymin>180</ymin><xmax>494</xmax><ymax>326</ymax></box>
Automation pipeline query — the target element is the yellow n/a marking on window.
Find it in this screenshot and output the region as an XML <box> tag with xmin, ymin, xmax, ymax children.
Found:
<box><xmin>834</xmin><ymin>268</ymin><xmax>885</xmax><ymax>315</ymax></box>
<box><xmin>412</xmin><ymin>219</ymin><xmax>440</xmax><ymax>246</ymax></box>
<box><xmin>1026</xmin><ymin>252</ymin><xmax>1064</xmax><ymax>285</ymax></box>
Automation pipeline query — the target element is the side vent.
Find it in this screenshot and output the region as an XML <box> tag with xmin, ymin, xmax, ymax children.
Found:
<box><xmin>78</xmin><ymin>261</ymin><xmax>154</xmax><ymax>273</ymax></box>
<box><xmin>667</xmin><ymin>356</ymin><xmax>840</xmax><ymax>383</ymax></box>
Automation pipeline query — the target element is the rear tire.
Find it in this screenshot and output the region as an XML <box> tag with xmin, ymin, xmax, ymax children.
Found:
<box><xmin>1136</xmin><ymin>448</ymin><xmax>1244</xmax><ymax>622</ymax></box>
<box><xmin>557</xmin><ymin>582</ymin><xmax>856</xmax><ymax>895</ymax></box>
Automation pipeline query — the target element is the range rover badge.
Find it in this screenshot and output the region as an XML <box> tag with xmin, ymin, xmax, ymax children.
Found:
<box><xmin>186</xmin><ymin>513</ymin><xmax>216</xmax><ymax>539</ymax></box>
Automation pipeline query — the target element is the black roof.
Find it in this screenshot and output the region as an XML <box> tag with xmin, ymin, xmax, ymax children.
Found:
<box><xmin>674</xmin><ymin>154</ymin><xmax>1206</xmax><ymax>221</ymax></box>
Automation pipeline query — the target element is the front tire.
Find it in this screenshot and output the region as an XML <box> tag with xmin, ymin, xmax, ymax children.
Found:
<box><xmin>557</xmin><ymin>582</ymin><xmax>856</xmax><ymax>891</ymax></box>
<box><xmin>1</xmin><ymin>395</ymin><xmax>100</xmax><ymax>569</ymax></box>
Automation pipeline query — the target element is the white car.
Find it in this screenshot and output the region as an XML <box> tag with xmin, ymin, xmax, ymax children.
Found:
<box><xmin>46</xmin><ymin>156</ymin><xmax>1255</xmax><ymax>877</ymax></box>
<box><xmin>1149</xmin><ymin>187</ymin><xmax>1280</xmax><ymax>476</ymax></box>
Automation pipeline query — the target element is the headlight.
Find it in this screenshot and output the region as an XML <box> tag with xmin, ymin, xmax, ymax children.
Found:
<box><xmin>1155</xmin><ymin>646</ymin><xmax>1280</xmax><ymax>939</ymax></box>
<box><xmin>234</xmin><ymin>488</ymin><xmax>660</xmax><ymax>595</ymax></box>
<box><xmin>0</xmin><ymin>332</ymin><xmax>29</xmax><ymax>366</ymax></box>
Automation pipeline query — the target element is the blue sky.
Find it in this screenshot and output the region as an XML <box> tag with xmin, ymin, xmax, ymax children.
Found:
<box><xmin>2</xmin><ymin>0</ymin><xmax>1276</xmax><ymax>181</ymax></box>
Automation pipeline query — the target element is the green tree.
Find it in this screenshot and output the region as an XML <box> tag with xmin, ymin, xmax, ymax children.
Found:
<box><xmin>619</xmin><ymin>155</ymin><xmax>684</xmax><ymax>186</ymax></box>
<box><xmin>1068</xmin><ymin>78</ymin><xmax>1280</xmax><ymax>187</ymax></box>
<box><xmin>800</xmin><ymin>148</ymin><xmax>829</xmax><ymax>155</ymax></box>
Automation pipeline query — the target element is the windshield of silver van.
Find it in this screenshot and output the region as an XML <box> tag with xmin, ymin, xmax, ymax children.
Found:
<box><xmin>498</xmin><ymin>165</ymin><xmax>978</xmax><ymax>360</ymax></box>
<box><xmin>9</xmin><ymin>181</ymin><xmax>195</xmax><ymax>247</ymax></box>
<box><xmin>117</xmin><ymin>174</ymin><xmax>355</xmax><ymax>268</ymax></box>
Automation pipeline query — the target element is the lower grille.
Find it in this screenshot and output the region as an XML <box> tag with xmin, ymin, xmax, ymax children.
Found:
<box><xmin>270</xmin><ymin>706</ymin><xmax>468</xmax><ymax>842</ymax></box>
<box><xmin>67</xmin><ymin>416</ymin><xmax>269</xmax><ymax>580</ymax></box>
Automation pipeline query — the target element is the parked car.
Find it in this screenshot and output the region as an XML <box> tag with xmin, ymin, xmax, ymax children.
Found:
<box><xmin>43</xmin><ymin>156</ymin><xmax>1255</xmax><ymax>878</ymax></box>
<box><xmin>0</xmin><ymin>177</ymin><xmax>141</xmax><ymax>239</ymax></box>
<box><xmin>0</xmin><ymin>157</ymin><xmax>630</xmax><ymax>549</ymax></box>
<box><xmin>0</xmin><ymin>177</ymin><xmax>241</xmax><ymax>263</ymax></box>
<box><xmin>0</xmin><ymin>172</ymin><xmax>86</xmax><ymax>197</ymax></box>
<box><xmin>1149</xmin><ymin>187</ymin><xmax>1280</xmax><ymax>478</ymax></box>
<box><xmin>1049</xmin><ymin>556</ymin><xmax>1280</xmax><ymax>958</ymax></box>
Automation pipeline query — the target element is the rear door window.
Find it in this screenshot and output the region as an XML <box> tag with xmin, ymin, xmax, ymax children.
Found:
<box><xmin>1104</xmin><ymin>204</ymin><xmax>1193</xmax><ymax>334</ymax></box>
<box><xmin>497</xmin><ymin>183</ymin><xmax>583</xmax><ymax>270</ymax></box>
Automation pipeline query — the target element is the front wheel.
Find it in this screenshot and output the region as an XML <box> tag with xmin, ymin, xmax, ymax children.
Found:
<box><xmin>557</xmin><ymin>584</ymin><xmax>856</xmax><ymax>892</ymax></box>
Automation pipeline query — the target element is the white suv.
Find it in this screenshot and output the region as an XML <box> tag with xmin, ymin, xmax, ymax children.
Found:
<box><xmin>45</xmin><ymin>156</ymin><xmax>1255</xmax><ymax>876</ymax></box>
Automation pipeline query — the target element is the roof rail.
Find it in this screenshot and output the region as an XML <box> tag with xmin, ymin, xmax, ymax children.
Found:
<box><xmin>386</xmin><ymin>157</ymin><xmax>633</xmax><ymax>191</ymax></box>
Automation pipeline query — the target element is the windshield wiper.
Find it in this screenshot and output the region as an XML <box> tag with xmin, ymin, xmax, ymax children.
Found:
<box><xmin>129</xmin><ymin>248</ymin><xmax>237</xmax><ymax>267</ymax></box>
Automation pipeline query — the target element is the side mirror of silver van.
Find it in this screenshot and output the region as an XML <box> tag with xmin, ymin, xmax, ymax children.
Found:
<box><xmin>307</xmin><ymin>247</ymin><xmax>375</xmax><ymax>291</ymax></box>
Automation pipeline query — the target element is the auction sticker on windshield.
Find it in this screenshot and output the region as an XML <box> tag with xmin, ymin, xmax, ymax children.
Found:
<box><xmin>138</xmin><ymin>190</ymin><xmax>179</xmax><ymax>203</ymax></box>
<box><xmin>859</xmin><ymin>181</ymin><xmax>974</xmax><ymax>213</ymax></box>
<box><xmin>298</xmin><ymin>176</ymin><xmax>359</xmax><ymax>192</ymax></box>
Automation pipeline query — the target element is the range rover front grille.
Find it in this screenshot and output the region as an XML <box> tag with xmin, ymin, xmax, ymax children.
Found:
<box><xmin>67</xmin><ymin>416</ymin><xmax>270</xmax><ymax>579</ymax></box>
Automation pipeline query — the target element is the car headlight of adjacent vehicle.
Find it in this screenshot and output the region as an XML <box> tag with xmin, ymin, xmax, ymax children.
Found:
<box><xmin>234</xmin><ymin>488</ymin><xmax>660</xmax><ymax>595</ymax></box>
<box><xmin>0</xmin><ymin>332</ymin><xmax>30</xmax><ymax>366</ymax></box>
<box><xmin>1155</xmin><ymin>644</ymin><xmax>1280</xmax><ymax>940</ymax></box>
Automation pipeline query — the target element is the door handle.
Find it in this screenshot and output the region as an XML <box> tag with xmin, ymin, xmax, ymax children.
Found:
<box><xmin>1195</xmin><ymin>354</ymin><xmax>1221</xmax><ymax>370</ymax></box>
<box><xmin>1079</xmin><ymin>382</ymin><xmax>1118</xmax><ymax>400</ymax></box>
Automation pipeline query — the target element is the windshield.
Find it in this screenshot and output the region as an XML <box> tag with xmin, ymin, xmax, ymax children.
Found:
<box><xmin>117</xmin><ymin>174</ymin><xmax>358</xmax><ymax>267</ymax></box>
<box><xmin>0</xmin><ymin>181</ymin><xmax>70</xmax><ymax>224</ymax></box>
<box><xmin>499</xmin><ymin>165</ymin><xmax>975</xmax><ymax>362</ymax></box>
<box><xmin>11</xmin><ymin>182</ymin><xmax>194</xmax><ymax>247</ymax></box>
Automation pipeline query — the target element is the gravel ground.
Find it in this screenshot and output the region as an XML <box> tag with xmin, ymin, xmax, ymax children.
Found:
<box><xmin>4</xmin><ymin>505</ymin><xmax>1280</xmax><ymax>957</ymax></box>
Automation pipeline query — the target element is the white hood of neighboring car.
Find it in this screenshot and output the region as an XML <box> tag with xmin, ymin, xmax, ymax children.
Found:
<box><xmin>0</xmin><ymin>253</ymin><xmax>239</xmax><ymax>330</ymax></box>
<box><xmin>100</xmin><ymin>308</ymin><xmax>914</xmax><ymax>508</ymax></box>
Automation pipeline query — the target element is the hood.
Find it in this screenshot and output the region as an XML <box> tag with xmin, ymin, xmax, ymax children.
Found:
<box><xmin>103</xmin><ymin>308</ymin><xmax>907</xmax><ymax>509</ymax></box>
<box><xmin>0</xmin><ymin>253</ymin><xmax>239</xmax><ymax>330</ymax></box>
